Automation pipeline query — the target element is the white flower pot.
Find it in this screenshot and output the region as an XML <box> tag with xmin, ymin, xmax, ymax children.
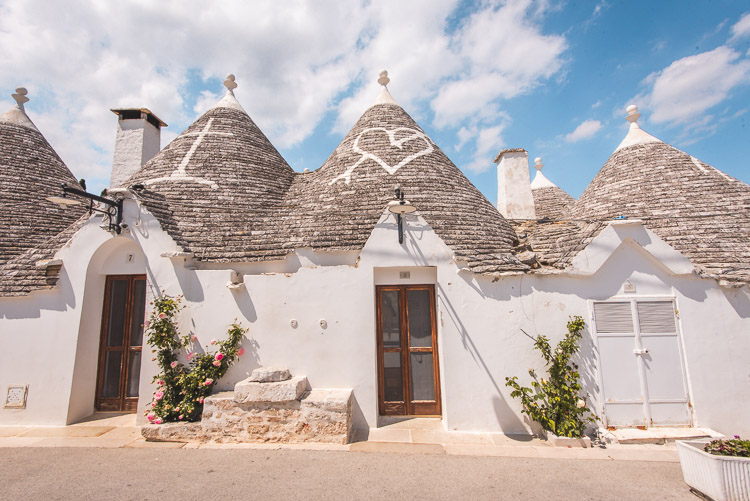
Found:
<box><xmin>677</xmin><ymin>440</ymin><xmax>750</xmax><ymax>501</ymax></box>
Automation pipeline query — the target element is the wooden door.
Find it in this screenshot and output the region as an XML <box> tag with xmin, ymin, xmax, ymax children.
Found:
<box><xmin>96</xmin><ymin>275</ymin><xmax>147</xmax><ymax>412</ymax></box>
<box><xmin>376</xmin><ymin>285</ymin><xmax>441</xmax><ymax>416</ymax></box>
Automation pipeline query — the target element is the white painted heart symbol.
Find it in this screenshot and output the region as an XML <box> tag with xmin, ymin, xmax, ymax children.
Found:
<box><xmin>329</xmin><ymin>127</ymin><xmax>434</xmax><ymax>185</ymax></box>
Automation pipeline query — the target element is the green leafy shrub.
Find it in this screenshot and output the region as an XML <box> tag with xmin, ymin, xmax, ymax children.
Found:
<box><xmin>505</xmin><ymin>316</ymin><xmax>595</xmax><ymax>438</ymax></box>
<box><xmin>704</xmin><ymin>436</ymin><xmax>750</xmax><ymax>457</ymax></box>
<box><xmin>144</xmin><ymin>294</ymin><xmax>247</xmax><ymax>424</ymax></box>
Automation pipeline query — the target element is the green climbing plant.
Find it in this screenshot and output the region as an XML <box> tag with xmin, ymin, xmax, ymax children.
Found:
<box><xmin>144</xmin><ymin>294</ymin><xmax>247</xmax><ymax>424</ymax></box>
<box><xmin>505</xmin><ymin>316</ymin><xmax>596</xmax><ymax>438</ymax></box>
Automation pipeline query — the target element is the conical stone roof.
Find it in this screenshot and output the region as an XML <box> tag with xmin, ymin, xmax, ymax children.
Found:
<box><xmin>529</xmin><ymin>158</ymin><xmax>575</xmax><ymax>220</ymax></box>
<box><xmin>282</xmin><ymin>79</ymin><xmax>523</xmax><ymax>274</ymax></box>
<box><xmin>128</xmin><ymin>84</ymin><xmax>295</xmax><ymax>262</ymax></box>
<box><xmin>568</xmin><ymin>108</ymin><xmax>750</xmax><ymax>283</ymax></box>
<box><xmin>0</xmin><ymin>89</ymin><xmax>86</xmax><ymax>267</ymax></box>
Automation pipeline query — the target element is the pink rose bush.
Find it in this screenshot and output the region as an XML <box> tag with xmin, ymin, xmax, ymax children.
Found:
<box><xmin>144</xmin><ymin>294</ymin><xmax>247</xmax><ymax>424</ymax></box>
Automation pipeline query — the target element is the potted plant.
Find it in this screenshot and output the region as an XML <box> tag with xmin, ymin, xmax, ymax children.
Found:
<box><xmin>677</xmin><ymin>436</ymin><xmax>750</xmax><ymax>501</ymax></box>
<box><xmin>505</xmin><ymin>316</ymin><xmax>596</xmax><ymax>447</ymax></box>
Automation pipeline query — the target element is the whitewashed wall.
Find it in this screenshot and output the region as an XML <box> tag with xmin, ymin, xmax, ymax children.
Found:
<box><xmin>0</xmin><ymin>214</ymin><xmax>146</xmax><ymax>425</ymax></box>
<box><xmin>1</xmin><ymin>199</ymin><xmax>748</xmax><ymax>438</ymax></box>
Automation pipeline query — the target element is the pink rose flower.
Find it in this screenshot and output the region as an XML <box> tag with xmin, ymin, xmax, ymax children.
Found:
<box><xmin>191</xmin><ymin>335</ymin><xmax>198</xmax><ymax>342</ymax></box>
<box><xmin>170</xmin><ymin>361</ymin><xmax>178</xmax><ymax>368</ymax></box>
<box><xmin>154</xmin><ymin>390</ymin><xmax>164</xmax><ymax>400</ymax></box>
<box><xmin>154</xmin><ymin>418</ymin><xmax>163</xmax><ymax>425</ymax></box>
<box><xmin>212</xmin><ymin>360</ymin><xmax>221</xmax><ymax>367</ymax></box>
<box><xmin>143</xmin><ymin>321</ymin><xmax>150</xmax><ymax>328</ymax></box>
<box><xmin>158</xmin><ymin>312</ymin><xmax>167</xmax><ymax>319</ymax></box>
<box><xmin>215</xmin><ymin>353</ymin><xmax>224</xmax><ymax>361</ymax></box>
<box><xmin>210</xmin><ymin>339</ymin><xmax>217</xmax><ymax>346</ymax></box>
<box><xmin>199</xmin><ymin>397</ymin><xmax>204</xmax><ymax>404</ymax></box>
<box><xmin>178</xmin><ymin>415</ymin><xmax>184</xmax><ymax>420</ymax></box>
<box><xmin>151</xmin><ymin>402</ymin><xmax>156</xmax><ymax>408</ymax></box>
<box><xmin>157</xmin><ymin>379</ymin><xmax>165</xmax><ymax>386</ymax></box>
<box><xmin>204</xmin><ymin>378</ymin><xmax>214</xmax><ymax>386</ymax></box>
<box><xmin>237</xmin><ymin>348</ymin><xmax>245</xmax><ymax>356</ymax></box>
<box><xmin>147</xmin><ymin>413</ymin><xmax>155</xmax><ymax>422</ymax></box>
<box><xmin>186</xmin><ymin>352</ymin><xmax>195</xmax><ymax>361</ymax></box>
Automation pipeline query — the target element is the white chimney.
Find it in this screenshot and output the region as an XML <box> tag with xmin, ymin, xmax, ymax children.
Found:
<box><xmin>495</xmin><ymin>148</ymin><xmax>536</xmax><ymax>220</ymax></box>
<box><xmin>110</xmin><ymin>108</ymin><xmax>166</xmax><ymax>188</ymax></box>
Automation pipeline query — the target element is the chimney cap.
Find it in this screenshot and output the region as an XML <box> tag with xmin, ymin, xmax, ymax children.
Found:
<box><xmin>493</xmin><ymin>148</ymin><xmax>527</xmax><ymax>163</ymax></box>
<box><xmin>110</xmin><ymin>107</ymin><xmax>167</xmax><ymax>127</ymax></box>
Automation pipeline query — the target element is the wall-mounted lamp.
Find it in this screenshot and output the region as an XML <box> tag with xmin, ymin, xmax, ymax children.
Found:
<box><xmin>387</xmin><ymin>186</ymin><xmax>416</xmax><ymax>244</ymax></box>
<box><xmin>46</xmin><ymin>183</ymin><xmax>124</xmax><ymax>234</ymax></box>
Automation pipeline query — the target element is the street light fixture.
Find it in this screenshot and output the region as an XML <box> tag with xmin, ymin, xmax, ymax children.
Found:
<box><xmin>387</xmin><ymin>186</ymin><xmax>416</xmax><ymax>244</ymax></box>
<box><xmin>46</xmin><ymin>183</ymin><xmax>125</xmax><ymax>234</ymax></box>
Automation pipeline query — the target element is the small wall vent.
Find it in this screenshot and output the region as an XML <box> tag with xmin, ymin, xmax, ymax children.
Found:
<box><xmin>5</xmin><ymin>385</ymin><xmax>28</xmax><ymax>409</ymax></box>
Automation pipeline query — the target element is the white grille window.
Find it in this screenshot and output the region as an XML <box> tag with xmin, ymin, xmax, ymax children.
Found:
<box><xmin>593</xmin><ymin>302</ymin><xmax>634</xmax><ymax>333</ymax></box>
<box><xmin>637</xmin><ymin>301</ymin><xmax>676</xmax><ymax>333</ymax></box>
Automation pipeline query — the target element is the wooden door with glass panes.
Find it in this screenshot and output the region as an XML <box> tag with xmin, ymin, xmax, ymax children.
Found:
<box><xmin>376</xmin><ymin>285</ymin><xmax>441</xmax><ymax>416</ymax></box>
<box><xmin>96</xmin><ymin>275</ymin><xmax>147</xmax><ymax>412</ymax></box>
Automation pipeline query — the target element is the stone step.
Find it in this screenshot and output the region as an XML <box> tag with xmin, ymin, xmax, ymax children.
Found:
<box><xmin>233</xmin><ymin>376</ymin><xmax>308</xmax><ymax>404</ymax></box>
<box><xmin>602</xmin><ymin>427</ymin><xmax>723</xmax><ymax>445</ymax></box>
<box><xmin>248</xmin><ymin>367</ymin><xmax>291</xmax><ymax>383</ymax></box>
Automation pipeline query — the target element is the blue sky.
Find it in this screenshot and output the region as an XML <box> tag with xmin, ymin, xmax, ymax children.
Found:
<box><xmin>1</xmin><ymin>0</ymin><xmax>748</xmax><ymax>203</ymax></box>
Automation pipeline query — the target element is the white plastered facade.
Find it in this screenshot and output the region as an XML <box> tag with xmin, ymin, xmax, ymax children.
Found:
<box><xmin>1</xmin><ymin>199</ymin><xmax>749</xmax><ymax>437</ymax></box>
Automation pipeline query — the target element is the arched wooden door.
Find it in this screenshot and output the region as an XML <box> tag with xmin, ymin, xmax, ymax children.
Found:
<box><xmin>95</xmin><ymin>275</ymin><xmax>147</xmax><ymax>412</ymax></box>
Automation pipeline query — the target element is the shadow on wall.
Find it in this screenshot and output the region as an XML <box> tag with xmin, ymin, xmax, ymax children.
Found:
<box><xmin>171</xmin><ymin>261</ymin><xmax>204</xmax><ymax>303</ymax></box>
<box><xmin>576</xmin><ymin>324</ymin><xmax>602</xmax><ymax>433</ymax></box>
<box><xmin>436</xmin><ymin>282</ymin><xmax>526</xmax><ymax>433</ymax></box>
<box><xmin>465</xmin><ymin>272</ymin><xmax>603</xmax><ymax>432</ymax></box>
<box><xmin>0</xmin><ymin>267</ymin><xmax>76</xmax><ymax>319</ymax></box>
<box><xmin>722</xmin><ymin>286</ymin><xmax>750</xmax><ymax>319</ymax></box>
<box><xmin>230</xmin><ymin>284</ymin><xmax>258</xmax><ymax>323</ymax></box>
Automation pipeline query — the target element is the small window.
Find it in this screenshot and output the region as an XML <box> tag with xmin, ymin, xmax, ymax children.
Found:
<box><xmin>637</xmin><ymin>301</ymin><xmax>676</xmax><ymax>333</ymax></box>
<box><xmin>593</xmin><ymin>302</ymin><xmax>634</xmax><ymax>333</ymax></box>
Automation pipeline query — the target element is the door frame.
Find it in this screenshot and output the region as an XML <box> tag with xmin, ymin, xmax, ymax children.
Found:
<box><xmin>590</xmin><ymin>296</ymin><xmax>692</xmax><ymax>428</ymax></box>
<box><xmin>375</xmin><ymin>284</ymin><xmax>441</xmax><ymax>417</ymax></box>
<box><xmin>95</xmin><ymin>274</ymin><xmax>147</xmax><ymax>412</ymax></box>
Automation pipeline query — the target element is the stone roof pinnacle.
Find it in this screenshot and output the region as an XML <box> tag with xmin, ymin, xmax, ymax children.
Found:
<box><xmin>615</xmin><ymin>104</ymin><xmax>662</xmax><ymax>152</ymax></box>
<box><xmin>214</xmin><ymin>73</ymin><xmax>246</xmax><ymax>113</ymax></box>
<box><xmin>0</xmin><ymin>86</ymin><xmax>38</xmax><ymax>130</ymax></box>
<box><xmin>530</xmin><ymin>157</ymin><xmax>558</xmax><ymax>189</ymax></box>
<box><xmin>373</xmin><ymin>70</ymin><xmax>398</xmax><ymax>106</ymax></box>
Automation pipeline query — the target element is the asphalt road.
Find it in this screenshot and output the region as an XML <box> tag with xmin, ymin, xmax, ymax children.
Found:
<box><xmin>1</xmin><ymin>447</ymin><xmax>694</xmax><ymax>500</ymax></box>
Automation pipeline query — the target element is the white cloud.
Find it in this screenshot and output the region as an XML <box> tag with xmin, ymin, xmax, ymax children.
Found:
<box><xmin>638</xmin><ymin>46</ymin><xmax>750</xmax><ymax>125</ymax></box>
<box><xmin>0</xmin><ymin>0</ymin><xmax>568</xmax><ymax>188</ymax></box>
<box><xmin>730</xmin><ymin>12</ymin><xmax>750</xmax><ymax>41</ymax></box>
<box><xmin>455</xmin><ymin>111</ymin><xmax>511</xmax><ymax>173</ymax></box>
<box><xmin>564</xmin><ymin>120</ymin><xmax>602</xmax><ymax>142</ymax></box>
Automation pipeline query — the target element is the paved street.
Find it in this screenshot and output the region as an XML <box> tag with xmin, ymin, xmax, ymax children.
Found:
<box><xmin>2</xmin><ymin>447</ymin><xmax>693</xmax><ymax>500</ymax></box>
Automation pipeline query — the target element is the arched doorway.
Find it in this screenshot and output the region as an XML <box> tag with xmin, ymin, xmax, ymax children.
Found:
<box><xmin>95</xmin><ymin>273</ymin><xmax>147</xmax><ymax>411</ymax></box>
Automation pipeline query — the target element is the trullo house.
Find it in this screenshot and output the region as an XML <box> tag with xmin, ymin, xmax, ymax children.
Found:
<box><xmin>0</xmin><ymin>72</ymin><xmax>748</xmax><ymax>441</ymax></box>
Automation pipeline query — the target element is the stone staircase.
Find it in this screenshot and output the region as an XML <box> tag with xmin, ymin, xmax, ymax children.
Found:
<box><xmin>142</xmin><ymin>368</ymin><xmax>353</xmax><ymax>444</ymax></box>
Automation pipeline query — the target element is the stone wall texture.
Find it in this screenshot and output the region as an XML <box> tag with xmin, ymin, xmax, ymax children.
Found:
<box><xmin>142</xmin><ymin>388</ymin><xmax>352</xmax><ymax>445</ymax></box>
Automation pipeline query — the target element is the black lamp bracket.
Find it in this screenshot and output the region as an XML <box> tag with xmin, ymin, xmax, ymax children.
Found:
<box><xmin>60</xmin><ymin>183</ymin><xmax>124</xmax><ymax>234</ymax></box>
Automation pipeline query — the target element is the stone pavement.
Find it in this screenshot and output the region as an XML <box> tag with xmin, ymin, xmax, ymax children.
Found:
<box><xmin>0</xmin><ymin>413</ymin><xmax>682</xmax><ymax>463</ymax></box>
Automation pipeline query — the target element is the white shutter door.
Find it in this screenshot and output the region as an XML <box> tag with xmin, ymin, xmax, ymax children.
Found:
<box><xmin>636</xmin><ymin>301</ymin><xmax>690</xmax><ymax>426</ymax></box>
<box><xmin>593</xmin><ymin>301</ymin><xmax>644</xmax><ymax>427</ymax></box>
